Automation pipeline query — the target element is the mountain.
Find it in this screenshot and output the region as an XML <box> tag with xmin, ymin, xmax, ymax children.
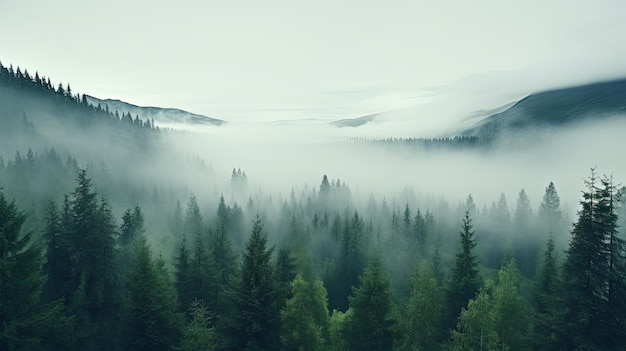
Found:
<box><xmin>85</xmin><ymin>95</ymin><xmax>225</xmax><ymax>126</ymax></box>
<box><xmin>330</xmin><ymin>114</ymin><xmax>377</xmax><ymax>128</ymax></box>
<box><xmin>463</xmin><ymin>78</ymin><xmax>626</xmax><ymax>138</ymax></box>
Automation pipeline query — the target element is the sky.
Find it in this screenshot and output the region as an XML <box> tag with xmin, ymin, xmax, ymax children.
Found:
<box><xmin>2</xmin><ymin>0</ymin><xmax>626</xmax><ymax>123</ymax></box>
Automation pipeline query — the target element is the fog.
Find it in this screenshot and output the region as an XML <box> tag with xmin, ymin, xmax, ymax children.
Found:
<box><xmin>156</xmin><ymin>114</ymin><xmax>626</xmax><ymax>224</ymax></box>
<box><xmin>4</xmin><ymin>1</ymin><xmax>626</xmax><ymax>123</ymax></box>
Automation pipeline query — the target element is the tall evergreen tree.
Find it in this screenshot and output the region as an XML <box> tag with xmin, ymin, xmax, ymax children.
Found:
<box><xmin>183</xmin><ymin>193</ymin><xmax>203</xmax><ymax>237</ymax></box>
<box><xmin>344</xmin><ymin>255</ymin><xmax>394</xmax><ymax>351</ymax></box>
<box><xmin>121</xmin><ymin>235</ymin><xmax>182</xmax><ymax>351</ymax></box>
<box><xmin>42</xmin><ymin>198</ymin><xmax>72</xmax><ymax>304</ymax></box>
<box><xmin>0</xmin><ymin>192</ymin><xmax>74</xmax><ymax>350</ymax></box>
<box><xmin>67</xmin><ymin>170</ymin><xmax>119</xmax><ymax>351</ymax></box>
<box><xmin>539</xmin><ymin>181</ymin><xmax>562</xmax><ymax>231</ymax></box>
<box><xmin>597</xmin><ymin>175</ymin><xmax>626</xmax><ymax>348</ymax></box>
<box><xmin>559</xmin><ymin>169</ymin><xmax>624</xmax><ymax>349</ymax></box>
<box><xmin>514</xmin><ymin>188</ymin><xmax>538</xmax><ymax>277</ymax></box>
<box><xmin>209</xmin><ymin>226</ymin><xmax>238</xmax><ymax>329</ymax></box>
<box><xmin>532</xmin><ymin>236</ymin><xmax>561</xmax><ymax>350</ymax></box>
<box><xmin>446</xmin><ymin>210</ymin><xmax>482</xmax><ymax>330</ymax></box>
<box><xmin>327</xmin><ymin>211</ymin><xmax>366</xmax><ymax>312</ymax></box>
<box><xmin>231</xmin><ymin>216</ymin><xmax>280</xmax><ymax>351</ymax></box>
<box><xmin>514</xmin><ymin>188</ymin><xmax>533</xmax><ymax>228</ymax></box>
<box><xmin>276</xmin><ymin>247</ymin><xmax>297</xmax><ymax>309</ymax></box>
<box><xmin>118</xmin><ymin>205</ymin><xmax>146</xmax><ymax>296</ymax></box>
<box><xmin>189</xmin><ymin>231</ymin><xmax>217</xmax><ymax>312</ymax></box>
<box><xmin>174</xmin><ymin>235</ymin><xmax>194</xmax><ymax>313</ymax></box>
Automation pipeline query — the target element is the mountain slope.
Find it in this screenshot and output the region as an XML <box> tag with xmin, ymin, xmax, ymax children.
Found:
<box><xmin>85</xmin><ymin>95</ymin><xmax>225</xmax><ymax>126</ymax></box>
<box><xmin>464</xmin><ymin>79</ymin><xmax>626</xmax><ymax>138</ymax></box>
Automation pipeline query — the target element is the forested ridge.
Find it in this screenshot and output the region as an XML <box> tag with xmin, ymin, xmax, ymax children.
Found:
<box><xmin>2</xmin><ymin>61</ymin><xmax>626</xmax><ymax>351</ymax></box>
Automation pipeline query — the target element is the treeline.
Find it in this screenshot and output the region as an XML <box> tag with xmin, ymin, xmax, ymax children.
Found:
<box><xmin>2</xmin><ymin>164</ymin><xmax>626</xmax><ymax>350</ymax></box>
<box><xmin>335</xmin><ymin>136</ymin><xmax>492</xmax><ymax>150</ymax></box>
<box><xmin>0</xmin><ymin>60</ymin><xmax>158</xmax><ymax>131</ymax></box>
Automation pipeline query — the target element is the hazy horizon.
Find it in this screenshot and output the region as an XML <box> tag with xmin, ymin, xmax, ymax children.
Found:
<box><xmin>3</xmin><ymin>0</ymin><xmax>626</xmax><ymax>125</ymax></box>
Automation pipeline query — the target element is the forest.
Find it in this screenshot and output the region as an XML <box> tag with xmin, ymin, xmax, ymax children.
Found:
<box><xmin>2</xmin><ymin>61</ymin><xmax>626</xmax><ymax>351</ymax></box>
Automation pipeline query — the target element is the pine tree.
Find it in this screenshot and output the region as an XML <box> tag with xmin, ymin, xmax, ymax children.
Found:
<box><xmin>0</xmin><ymin>192</ymin><xmax>74</xmax><ymax>350</ymax></box>
<box><xmin>597</xmin><ymin>175</ymin><xmax>626</xmax><ymax>348</ymax></box>
<box><xmin>121</xmin><ymin>235</ymin><xmax>182</xmax><ymax>351</ymax></box>
<box><xmin>466</xmin><ymin>194</ymin><xmax>477</xmax><ymax>216</ymax></box>
<box><xmin>344</xmin><ymin>255</ymin><xmax>394</xmax><ymax>351</ymax></box>
<box><xmin>171</xmin><ymin>199</ymin><xmax>183</xmax><ymax>238</ymax></box>
<box><xmin>0</xmin><ymin>192</ymin><xmax>45</xmax><ymax>346</ymax></box>
<box><xmin>183</xmin><ymin>193</ymin><xmax>203</xmax><ymax>237</ymax></box>
<box><xmin>231</xmin><ymin>216</ymin><xmax>280</xmax><ymax>351</ymax></box>
<box><xmin>210</xmin><ymin>225</ymin><xmax>237</xmax><ymax>321</ymax></box>
<box><xmin>175</xmin><ymin>235</ymin><xmax>194</xmax><ymax>313</ymax></box>
<box><xmin>276</xmin><ymin>247</ymin><xmax>297</xmax><ymax>308</ymax></box>
<box><xmin>446</xmin><ymin>210</ymin><xmax>482</xmax><ymax>330</ymax></box>
<box><xmin>119</xmin><ymin>205</ymin><xmax>145</xmax><ymax>247</ymax></box>
<box><xmin>539</xmin><ymin>181</ymin><xmax>562</xmax><ymax>232</ymax></box>
<box><xmin>560</xmin><ymin>169</ymin><xmax>622</xmax><ymax>349</ymax></box>
<box><xmin>495</xmin><ymin>192</ymin><xmax>510</xmax><ymax>223</ymax></box>
<box><xmin>403</xmin><ymin>203</ymin><xmax>412</xmax><ymax>238</ymax></box>
<box><xmin>189</xmin><ymin>231</ymin><xmax>217</xmax><ymax>312</ymax></box>
<box><xmin>67</xmin><ymin>170</ymin><xmax>119</xmax><ymax>351</ymax></box>
<box><xmin>514</xmin><ymin>188</ymin><xmax>533</xmax><ymax>228</ymax></box>
<box><xmin>328</xmin><ymin>210</ymin><xmax>366</xmax><ymax>312</ymax></box>
<box><xmin>514</xmin><ymin>188</ymin><xmax>538</xmax><ymax>277</ymax></box>
<box><xmin>42</xmin><ymin>198</ymin><xmax>72</xmax><ymax>303</ymax></box>
<box><xmin>118</xmin><ymin>206</ymin><xmax>146</xmax><ymax>295</ymax></box>
<box><xmin>532</xmin><ymin>236</ymin><xmax>561</xmax><ymax>350</ymax></box>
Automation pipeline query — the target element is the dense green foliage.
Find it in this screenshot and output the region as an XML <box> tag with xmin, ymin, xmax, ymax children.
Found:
<box><xmin>2</xmin><ymin>60</ymin><xmax>626</xmax><ymax>351</ymax></box>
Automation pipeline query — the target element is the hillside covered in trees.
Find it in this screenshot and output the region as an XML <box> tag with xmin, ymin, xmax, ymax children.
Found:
<box><xmin>2</xmin><ymin>61</ymin><xmax>626</xmax><ymax>351</ymax></box>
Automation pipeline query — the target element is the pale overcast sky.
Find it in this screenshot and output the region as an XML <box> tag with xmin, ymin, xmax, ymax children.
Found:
<box><xmin>1</xmin><ymin>0</ymin><xmax>625</xmax><ymax>121</ymax></box>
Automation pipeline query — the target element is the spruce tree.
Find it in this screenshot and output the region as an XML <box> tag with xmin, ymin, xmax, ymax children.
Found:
<box><xmin>539</xmin><ymin>181</ymin><xmax>562</xmax><ymax>231</ymax></box>
<box><xmin>209</xmin><ymin>226</ymin><xmax>237</xmax><ymax>327</ymax></box>
<box><xmin>597</xmin><ymin>175</ymin><xmax>626</xmax><ymax>348</ymax></box>
<box><xmin>174</xmin><ymin>235</ymin><xmax>194</xmax><ymax>313</ymax></box>
<box><xmin>344</xmin><ymin>255</ymin><xmax>394</xmax><ymax>351</ymax></box>
<box><xmin>560</xmin><ymin>169</ymin><xmax>624</xmax><ymax>349</ymax></box>
<box><xmin>121</xmin><ymin>235</ymin><xmax>182</xmax><ymax>351</ymax></box>
<box><xmin>276</xmin><ymin>247</ymin><xmax>297</xmax><ymax>309</ymax></box>
<box><xmin>183</xmin><ymin>193</ymin><xmax>203</xmax><ymax>237</ymax></box>
<box><xmin>532</xmin><ymin>236</ymin><xmax>561</xmax><ymax>350</ymax></box>
<box><xmin>67</xmin><ymin>170</ymin><xmax>119</xmax><ymax>351</ymax></box>
<box><xmin>0</xmin><ymin>192</ymin><xmax>74</xmax><ymax>350</ymax></box>
<box><xmin>446</xmin><ymin>210</ymin><xmax>482</xmax><ymax>330</ymax></box>
<box><xmin>42</xmin><ymin>198</ymin><xmax>72</xmax><ymax>304</ymax></box>
<box><xmin>189</xmin><ymin>231</ymin><xmax>217</xmax><ymax>312</ymax></box>
<box><xmin>231</xmin><ymin>216</ymin><xmax>280</xmax><ymax>351</ymax></box>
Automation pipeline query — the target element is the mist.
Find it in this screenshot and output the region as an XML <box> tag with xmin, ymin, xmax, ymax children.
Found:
<box><xmin>156</xmin><ymin>115</ymin><xmax>626</xmax><ymax>219</ymax></box>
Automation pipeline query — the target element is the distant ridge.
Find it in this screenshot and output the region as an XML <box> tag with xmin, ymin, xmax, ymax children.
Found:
<box><xmin>330</xmin><ymin>113</ymin><xmax>377</xmax><ymax>128</ymax></box>
<box><xmin>85</xmin><ymin>95</ymin><xmax>225</xmax><ymax>126</ymax></box>
<box><xmin>464</xmin><ymin>78</ymin><xmax>626</xmax><ymax>138</ymax></box>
